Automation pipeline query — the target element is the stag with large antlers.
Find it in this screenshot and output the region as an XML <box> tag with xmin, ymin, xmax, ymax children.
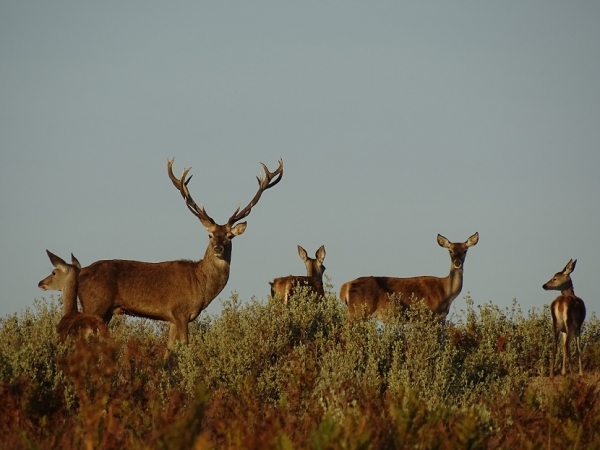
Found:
<box><xmin>76</xmin><ymin>158</ymin><xmax>283</xmax><ymax>348</ymax></box>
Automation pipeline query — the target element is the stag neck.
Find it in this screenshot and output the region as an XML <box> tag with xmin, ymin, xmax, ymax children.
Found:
<box><xmin>194</xmin><ymin>250</ymin><xmax>232</xmax><ymax>307</ymax></box>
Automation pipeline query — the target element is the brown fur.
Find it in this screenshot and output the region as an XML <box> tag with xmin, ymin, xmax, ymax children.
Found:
<box><xmin>78</xmin><ymin>158</ymin><xmax>282</xmax><ymax>348</ymax></box>
<box><xmin>340</xmin><ymin>232</ymin><xmax>479</xmax><ymax>320</ymax></box>
<box><xmin>57</xmin><ymin>313</ymin><xmax>109</xmax><ymax>342</ymax></box>
<box><xmin>270</xmin><ymin>245</ymin><xmax>326</xmax><ymax>303</ymax></box>
<box><xmin>38</xmin><ymin>250</ymin><xmax>109</xmax><ymax>342</ymax></box>
<box><xmin>543</xmin><ymin>259</ymin><xmax>586</xmax><ymax>377</ymax></box>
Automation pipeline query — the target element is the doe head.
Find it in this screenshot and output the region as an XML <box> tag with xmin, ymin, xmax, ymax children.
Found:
<box><xmin>437</xmin><ymin>232</ymin><xmax>479</xmax><ymax>270</ymax></box>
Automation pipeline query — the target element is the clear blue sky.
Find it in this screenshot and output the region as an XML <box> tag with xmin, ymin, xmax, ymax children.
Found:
<box><xmin>1</xmin><ymin>2</ymin><xmax>599</xmax><ymax>321</ymax></box>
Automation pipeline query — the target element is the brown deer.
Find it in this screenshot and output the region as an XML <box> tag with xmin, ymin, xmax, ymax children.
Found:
<box><xmin>543</xmin><ymin>259</ymin><xmax>586</xmax><ymax>377</ymax></box>
<box><xmin>270</xmin><ymin>245</ymin><xmax>326</xmax><ymax>303</ymax></box>
<box><xmin>77</xmin><ymin>158</ymin><xmax>283</xmax><ymax>348</ymax></box>
<box><xmin>38</xmin><ymin>250</ymin><xmax>108</xmax><ymax>342</ymax></box>
<box><xmin>340</xmin><ymin>232</ymin><xmax>479</xmax><ymax>320</ymax></box>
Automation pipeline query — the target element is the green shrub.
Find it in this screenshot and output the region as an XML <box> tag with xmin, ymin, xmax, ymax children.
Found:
<box><xmin>2</xmin><ymin>291</ymin><xmax>600</xmax><ymax>449</ymax></box>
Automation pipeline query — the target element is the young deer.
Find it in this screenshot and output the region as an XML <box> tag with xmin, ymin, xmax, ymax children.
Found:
<box><xmin>38</xmin><ymin>250</ymin><xmax>108</xmax><ymax>342</ymax></box>
<box><xmin>270</xmin><ymin>245</ymin><xmax>326</xmax><ymax>303</ymax></box>
<box><xmin>340</xmin><ymin>232</ymin><xmax>479</xmax><ymax>320</ymax></box>
<box><xmin>77</xmin><ymin>159</ymin><xmax>283</xmax><ymax>348</ymax></box>
<box><xmin>543</xmin><ymin>259</ymin><xmax>586</xmax><ymax>377</ymax></box>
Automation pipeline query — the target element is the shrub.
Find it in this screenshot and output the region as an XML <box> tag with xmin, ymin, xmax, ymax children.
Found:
<box><xmin>2</xmin><ymin>292</ymin><xmax>600</xmax><ymax>449</ymax></box>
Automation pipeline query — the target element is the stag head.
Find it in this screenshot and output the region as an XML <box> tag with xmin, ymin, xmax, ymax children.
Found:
<box><xmin>167</xmin><ymin>158</ymin><xmax>283</xmax><ymax>261</ymax></box>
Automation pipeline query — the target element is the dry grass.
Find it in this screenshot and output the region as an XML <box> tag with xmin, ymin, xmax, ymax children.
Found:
<box><xmin>1</xmin><ymin>292</ymin><xmax>600</xmax><ymax>449</ymax></box>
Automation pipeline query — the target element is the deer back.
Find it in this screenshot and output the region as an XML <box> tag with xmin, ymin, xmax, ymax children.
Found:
<box><xmin>271</xmin><ymin>245</ymin><xmax>326</xmax><ymax>303</ymax></box>
<box><xmin>78</xmin><ymin>258</ymin><xmax>227</xmax><ymax>321</ymax></box>
<box><xmin>341</xmin><ymin>232</ymin><xmax>478</xmax><ymax>320</ymax></box>
<box><xmin>57</xmin><ymin>312</ymin><xmax>109</xmax><ymax>342</ymax></box>
<box><xmin>270</xmin><ymin>276</ymin><xmax>324</xmax><ymax>303</ymax></box>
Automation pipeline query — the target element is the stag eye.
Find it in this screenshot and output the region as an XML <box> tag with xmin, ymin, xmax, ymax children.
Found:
<box><xmin>227</xmin><ymin>233</ymin><xmax>235</xmax><ymax>239</ymax></box>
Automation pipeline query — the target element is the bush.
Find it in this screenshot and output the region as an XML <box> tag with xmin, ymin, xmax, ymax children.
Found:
<box><xmin>1</xmin><ymin>291</ymin><xmax>600</xmax><ymax>449</ymax></box>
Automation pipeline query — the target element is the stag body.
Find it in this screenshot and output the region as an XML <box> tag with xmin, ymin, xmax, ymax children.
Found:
<box><xmin>340</xmin><ymin>233</ymin><xmax>479</xmax><ymax>320</ymax></box>
<box><xmin>38</xmin><ymin>250</ymin><xmax>108</xmax><ymax>342</ymax></box>
<box><xmin>543</xmin><ymin>259</ymin><xmax>586</xmax><ymax>377</ymax></box>
<box><xmin>78</xmin><ymin>159</ymin><xmax>283</xmax><ymax>348</ymax></box>
<box><xmin>270</xmin><ymin>245</ymin><xmax>326</xmax><ymax>303</ymax></box>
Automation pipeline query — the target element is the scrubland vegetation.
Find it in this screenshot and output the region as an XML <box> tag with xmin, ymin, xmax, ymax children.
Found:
<box><xmin>2</xmin><ymin>283</ymin><xmax>600</xmax><ymax>449</ymax></box>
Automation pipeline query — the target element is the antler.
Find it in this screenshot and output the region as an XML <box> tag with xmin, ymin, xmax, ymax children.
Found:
<box><xmin>227</xmin><ymin>158</ymin><xmax>284</xmax><ymax>225</ymax></box>
<box><xmin>167</xmin><ymin>158</ymin><xmax>216</xmax><ymax>226</ymax></box>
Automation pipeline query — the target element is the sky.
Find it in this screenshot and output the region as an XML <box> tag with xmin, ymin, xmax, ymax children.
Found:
<box><xmin>1</xmin><ymin>2</ymin><xmax>599</xmax><ymax>322</ymax></box>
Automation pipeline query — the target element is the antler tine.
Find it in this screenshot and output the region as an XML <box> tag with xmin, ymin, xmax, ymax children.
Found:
<box><xmin>228</xmin><ymin>158</ymin><xmax>283</xmax><ymax>225</ymax></box>
<box><xmin>167</xmin><ymin>158</ymin><xmax>215</xmax><ymax>225</ymax></box>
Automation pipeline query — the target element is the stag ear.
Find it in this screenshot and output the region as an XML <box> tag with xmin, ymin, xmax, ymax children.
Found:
<box><xmin>437</xmin><ymin>234</ymin><xmax>450</xmax><ymax>248</ymax></box>
<box><xmin>230</xmin><ymin>222</ymin><xmax>247</xmax><ymax>237</ymax></box>
<box><xmin>466</xmin><ymin>232</ymin><xmax>479</xmax><ymax>247</ymax></box>
<box><xmin>563</xmin><ymin>259</ymin><xmax>577</xmax><ymax>275</ymax></box>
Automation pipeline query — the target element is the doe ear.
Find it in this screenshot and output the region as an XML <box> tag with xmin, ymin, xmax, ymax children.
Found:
<box><xmin>466</xmin><ymin>232</ymin><xmax>479</xmax><ymax>247</ymax></box>
<box><xmin>297</xmin><ymin>245</ymin><xmax>309</xmax><ymax>262</ymax></box>
<box><xmin>46</xmin><ymin>250</ymin><xmax>68</xmax><ymax>269</ymax></box>
<box><xmin>316</xmin><ymin>245</ymin><xmax>326</xmax><ymax>263</ymax></box>
<box><xmin>437</xmin><ymin>234</ymin><xmax>451</xmax><ymax>249</ymax></box>
<box><xmin>71</xmin><ymin>254</ymin><xmax>82</xmax><ymax>270</ymax></box>
<box><xmin>563</xmin><ymin>259</ymin><xmax>577</xmax><ymax>275</ymax></box>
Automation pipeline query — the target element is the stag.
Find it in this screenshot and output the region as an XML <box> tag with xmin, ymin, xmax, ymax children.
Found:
<box><xmin>270</xmin><ymin>245</ymin><xmax>326</xmax><ymax>303</ymax></box>
<box><xmin>543</xmin><ymin>259</ymin><xmax>586</xmax><ymax>377</ymax></box>
<box><xmin>340</xmin><ymin>232</ymin><xmax>479</xmax><ymax>320</ymax></box>
<box><xmin>38</xmin><ymin>250</ymin><xmax>108</xmax><ymax>342</ymax></box>
<box><xmin>77</xmin><ymin>158</ymin><xmax>283</xmax><ymax>347</ymax></box>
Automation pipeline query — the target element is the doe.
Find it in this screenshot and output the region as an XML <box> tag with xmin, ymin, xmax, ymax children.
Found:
<box><xmin>38</xmin><ymin>250</ymin><xmax>108</xmax><ymax>342</ymax></box>
<box><xmin>543</xmin><ymin>259</ymin><xmax>586</xmax><ymax>377</ymax></box>
<box><xmin>270</xmin><ymin>245</ymin><xmax>326</xmax><ymax>303</ymax></box>
<box><xmin>340</xmin><ymin>233</ymin><xmax>479</xmax><ymax>320</ymax></box>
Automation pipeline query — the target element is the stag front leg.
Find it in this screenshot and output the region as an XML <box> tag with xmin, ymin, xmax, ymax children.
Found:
<box><xmin>167</xmin><ymin>322</ymin><xmax>179</xmax><ymax>348</ymax></box>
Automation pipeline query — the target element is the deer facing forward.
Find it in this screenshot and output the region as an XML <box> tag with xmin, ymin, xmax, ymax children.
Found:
<box><xmin>38</xmin><ymin>250</ymin><xmax>108</xmax><ymax>342</ymax></box>
<box><xmin>270</xmin><ymin>245</ymin><xmax>326</xmax><ymax>303</ymax></box>
<box><xmin>77</xmin><ymin>158</ymin><xmax>283</xmax><ymax>348</ymax></box>
<box><xmin>543</xmin><ymin>259</ymin><xmax>586</xmax><ymax>377</ymax></box>
<box><xmin>340</xmin><ymin>232</ymin><xmax>479</xmax><ymax>320</ymax></box>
